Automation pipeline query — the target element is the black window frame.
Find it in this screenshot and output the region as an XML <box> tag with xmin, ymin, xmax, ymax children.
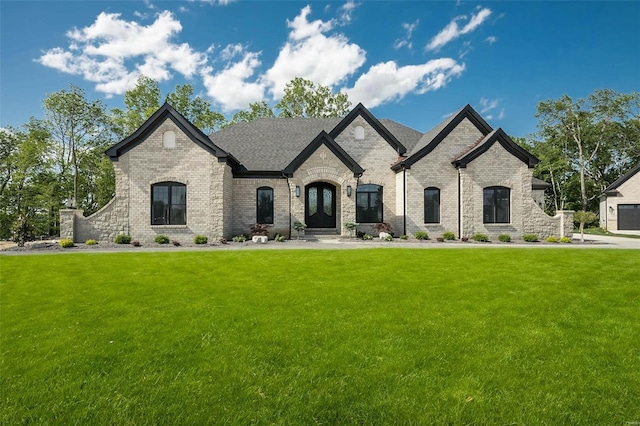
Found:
<box><xmin>483</xmin><ymin>186</ymin><xmax>510</xmax><ymax>224</ymax></box>
<box><xmin>151</xmin><ymin>181</ymin><xmax>186</xmax><ymax>225</ymax></box>
<box><xmin>424</xmin><ymin>187</ymin><xmax>440</xmax><ymax>224</ymax></box>
<box><xmin>356</xmin><ymin>184</ymin><xmax>383</xmax><ymax>223</ymax></box>
<box><xmin>256</xmin><ymin>186</ymin><xmax>274</xmax><ymax>224</ymax></box>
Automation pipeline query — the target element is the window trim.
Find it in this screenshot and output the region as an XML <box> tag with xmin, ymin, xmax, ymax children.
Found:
<box><xmin>483</xmin><ymin>186</ymin><xmax>510</xmax><ymax>224</ymax></box>
<box><xmin>151</xmin><ymin>181</ymin><xmax>186</xmax><ymax>225</ymax></box>
<box><xmin>256</xmin><ymin>186</ymin><xmax>274</xmax><ymax>224</ymax></box>
<box><xmin>424</xmin><ymin>187</ymin><xmax>440</xmax><ymax>224</ymax></box>
<box><xmin>356</xmin><ymin>184</ymin><xmax>383</xmax><ymax>223</ymax></box>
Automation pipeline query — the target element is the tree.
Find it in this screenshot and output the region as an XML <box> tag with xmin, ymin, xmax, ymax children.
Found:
<box><xmin>275</xmin><ymin>77</ymin><xmax>351</xmax><ymax>118</ymax></box>
<box><xmin>111</xmin><ymin>76</ymin><xmax>161</xmax><ymax>139</ymax></box>
<box><xmin>227</xmin><ymin>101</ymin><xmax>275</xmax><ymax>126</ymax></box>
<box><xmin>574</xmin><ymin>210</ymin><xmax>598</xmax><ymax>243</ymax></box>
<box><xmin>535</xmin><ymin>90</ymin><xmax>640</xmax><ymax>211</ymax></box>
<box><xmin>166</xmin><ymin>84</ymin><xmax>226</xmax><ymax>133</ymax></box>
<box><xmin>43</xmin><ymin>85</ymin><xmax>111</xmax><ymax>209</ymax></box>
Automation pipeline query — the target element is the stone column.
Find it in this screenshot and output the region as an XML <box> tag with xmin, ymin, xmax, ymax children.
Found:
<box><xmin>556</xmin><ymin>210</ymin><xmax>575</xmax><ymax>238</ymax></box>
<box><xmin>59</xmin><ymin>209</ymin><xmax>84</xmax><ymax>242</ymax></box>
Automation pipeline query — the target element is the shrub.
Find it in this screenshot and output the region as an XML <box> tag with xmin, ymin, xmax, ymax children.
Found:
<box><xmin>194</xmin><ymin>235</ymin><xmax>208</xmax><ymax>245</ymax></box>
<box><xmin>85</xmin><ymin>239</ymin><xmax>98</xmax><ymax>245</ymax></box>
<box><xmin>373</xmin><ymin>222</ymin><xmax>392</xmax><ymax>234</ymax></box>
<box><xmin>461</xmin><ymin>237</ymin><xmax>469</xmax><ymax>242</ymax></box>
<box><xmin>154</xmin><ymin>235</ymin><xmax>170</xmax><ymax>244</ymax></box>
<box><xmin>546</xmin><ymin>236</ymin><xmax>559</xmax><ymax>243</ymax></box>
<box><xmin>232</xmin><ymin>235</ymin><xmax>247</xmax><ymax>243</ymax></box>
<box><xmin>443</xmin><ymin>231</ymin><xmax>455</xmax><ymax>240</ymax></box>
<box><xmin>115</xmin><ymin>234</ymin><xmax>131</xmax><ymax>244</ymax></box>
<box><xmin>384</xmin><ymin>234</ymin><xmax>393</xmax><ymax>242</ymax></box>
<box><xmin>251</xmin><ymin>223</ymin><xmax>269</xmax><ymax>236</ymax></box>
<box><xmin>274</xmin><ymin>234</ymin><xmax>286</xmax><ymax>242</ymax></box>
<box><xmin>498</xmin><ymin>234</ymin><xmax>511</xmax><ymax>243</ymax></box>
<box><xmin>59</xmin><ymin>239</ymin><xmax>74</xmax><ymax>248</ymax></box>
<box><xmin>523</xmin><ymin>234</ymin><xmax>539</xmax><ymax>242</ymax></box>
<box><xmin>473</xmin><ymin>233</ymin><xmax>489</xmax><ymax>242</ymax></box>
<box><xmin>363</xmin><ymin>234</ymin><xmax>373</xmax><ymax>240</ymax></box>
<box><xmin>414</xmin><ymin>231</ymin><xmax>429</xmax><ymax>240</ymax></box>
<box><xmin>436</xmin><ymin>237</ymin><xmax>445</xmax><ymax>242</ymax></box>
<box><xmin>560</xmin><ymin>236</ymin><xmax>571</xmax><ymax>243</ymax></box>
<box><xmin>399</xmin><ymin>234</ymin><xmax>408</xmax><ymax>240</ymax></box>
<box><xmin>293</xmin><ymin>221</ymin><xmax>307</xmax><ymax>240</ymax></box>
<box><xmin>219</xmin><ymin>237</ymin><xmax>228</xmax><ymax>244</ymax></box>
<box><xmin>343</xmin><ymin>221</ymin><xmax>358</xmax><ymax>238</ymax></box>
<box><xmin>131</xmin><ymin>240</ymin><xmax>141</xmax><ymax>247</ymax></box>
<box><xmin>172</xmin><ymin>240</ymin><xmax>181</xmax><ymax>246</ymax></box>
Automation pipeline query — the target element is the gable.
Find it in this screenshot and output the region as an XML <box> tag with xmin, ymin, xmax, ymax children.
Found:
<box><xmin>452</xmin><ymin>128</ymin><xmax>539</xmax><ymax>168</ymax></box>
<box><xmin>283</xmin><ymin>131</ymin><xmax>364</xmax><ymax>177</ymax></box>
<box><xmin>604</xmin><ymin>162</ymin><xmax>640</xmax><ymax>195</ymax></box>
<box><xmin>105</xmin><ymin>103</ymin><xmax>233</xmax><ymax>164</ymax></box>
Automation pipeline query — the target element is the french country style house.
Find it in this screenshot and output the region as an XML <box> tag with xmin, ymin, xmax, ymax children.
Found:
<box><xmin>60</xmin><ymin>102</ymin><xmax>574</xmax><ymax>242</ymax></box>
<box><xmin>600</xmin><ymin>162</ymin><xmax>640</xmax><ymax>231</ymax></box>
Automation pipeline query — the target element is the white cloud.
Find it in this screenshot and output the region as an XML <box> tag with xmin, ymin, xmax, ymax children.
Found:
<box><xmin>394</xmin><ymin>19</ymin><xmax>419</xmax><ymax>50</ymax></box>
<box><xmin>344</xmin><ymin>59</ymin><xmax>465</xmax><ymax>108</ymax></box>
<box><xmin>188</xmin><ymin>0</ymin><xmax>235</xmax><ymax>5</ymax></box>
<box><xmin>37</xmin><ymin>11</ymin><xmax>207</xmax><ymax>96</ymax></box>
<box><xmin>338</xmin><ymin>1</ymin><xmax>359</xmax><ymax>24</ymax></box>
<box><xmin>485</xmin><ymin>36</ymin><xmax>497</xmax><ymax>44</ymax></box>
<box><xmin>426</xmin><ymin>7</ymin><xmax>492</xmax><ymax>51</ymax></box>
<box><xmin>263</xmin><ymin>5</ymin><xmax>366</xmax><ymax>98</ymax></box>
<box><xmin>479</xmin><ymin>97</ymin><xmax>500</xmax><ymax>114</ymax></box>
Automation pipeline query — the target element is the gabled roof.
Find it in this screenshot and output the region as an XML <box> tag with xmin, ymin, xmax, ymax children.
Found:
<box><xmin>395</xmin><ymin>104</ymin><xmax>494</xmax><ymax>170</ymax></box>
<box><xmin>532</xmin><ymin>177</ymin><xmax>552</xmax><ymax>190</ymax></box>
<box><xmin>283</xmin><ymin>131</ymin><xmax>364</xmax><ymax>177</ymax></box>
<box><xmin>452</xmin><ymin>128</ymin><xmax>539</xmax><ymax>168</ymax></box>
<box><xmin>329</xmin><ymin>103</ymin><xmax>407</xmax><ymax>155</ymax></box>
<box><xmin>603</xmin><ymin>162</ymin><xmax>640</xmax><ymax>194</ymax></box>
<box><xmin>105</xmin><ymin>103</ymin><xmax>233</xmax><ymax>163</ymax></box>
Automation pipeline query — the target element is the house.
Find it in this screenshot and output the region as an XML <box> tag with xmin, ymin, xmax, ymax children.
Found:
<box><xmin>600</xmin><ymin>162</ymin><xmax>640</xmax><ymax>231</ymax></box>
<box><xmin>60</xmin><ymin>102</ymin><xmax>573</xmax><ymax>243</ymax></box>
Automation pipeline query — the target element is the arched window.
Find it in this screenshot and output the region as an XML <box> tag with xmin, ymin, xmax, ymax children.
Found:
<box><xmin>151</xmin><ymin>182</ymin><xmax>186</xmax><ymax>225</ymax></box>
<box><xmin>354</xmin><ymin>125</ymin><xmax>365</xmax><ymax>140</ymax></box>
<box><xmin>424</xmin><ymin>187</ymin><xmax>440</xmax><ymax>223</ymax></box>
<box><xmin>256</xmin><ymin>187</ymin><xmax>274</xmax><ymax>224</ymax></box>
<box><xmin>356</xmin><ymin>184</ymin><xmax>383</xmax><ymax>223</ymax></box>
<box><xmin>483</xmin><ymin>186</ymin><xmax>510</xmax><ymax>223</ymax></box>
<box><xmin>162</xmin><ymin>131</ymin><xmax>176</xmax><ymax>149</ymax></box>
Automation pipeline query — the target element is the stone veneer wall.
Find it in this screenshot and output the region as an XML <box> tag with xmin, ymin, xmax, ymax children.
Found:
<box><xmin>333</xmin><ymin>116</ymin><xmax>400</xmax><ymax>234</ymax></box>
<box><xmin>405</xmin><ymin>118</ymin><xmax>484</xmax><ymax>237</ymax></box>
<box><xmin>603</xmin><ymin>171</ymin><xmax>640</xmax><ymax>230</ymax></box>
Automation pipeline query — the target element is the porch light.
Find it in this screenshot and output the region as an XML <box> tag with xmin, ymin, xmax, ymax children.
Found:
<box><xmin>295</xmin><ymin>186</ymin><xmax>301</xmax><ymax>197</ymax></box>
<box><xmin>346</xmin><ymin>185</ymin><xmax>352</xmax><ymax>197</ymax></box>
<box><xmin>609</xmin><ymin>206</ymin><xmax>614</xmax><ymax>213</ymax></box>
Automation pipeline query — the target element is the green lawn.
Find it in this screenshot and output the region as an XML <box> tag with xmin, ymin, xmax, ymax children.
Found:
<box><xmin>580</xmin><ymin>227</ymin><xmax>640</xmax><ymax>239</ymax></box>
<box><xmin>2</xmin><ymin>249</ymin><xmax>639</xmax><ymax>425</ymax></box>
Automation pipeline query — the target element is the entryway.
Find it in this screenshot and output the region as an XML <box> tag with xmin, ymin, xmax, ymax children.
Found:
<box><xmin>305</xmin><ymin>182</ymin><xmax>336</xmax><ymax>229</ymax></box>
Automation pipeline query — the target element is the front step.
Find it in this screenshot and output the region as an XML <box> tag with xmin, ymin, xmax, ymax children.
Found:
<box><xmin>305</xmin><ymin>228</ymin><xmax>341</xmax><ymax>240</ymax></box>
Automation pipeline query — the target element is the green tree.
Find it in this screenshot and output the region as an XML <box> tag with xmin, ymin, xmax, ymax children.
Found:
<box><xmin>227</xmin><ymin>101</ymin><xmax>275</xmax><ymax>126</ymax></box>
<box><xmin>275</xmin><ymin>77</ymin><xmax>351</xmax><ymax>118</ymax></box>
<box><xmin>166</xmin><ymin>84</ymin><xmax>226</xmax><ymax>133</ymax></box>
<box><xmin>111</xmin><ymin>75</ymin><xmax>161</xmax><ymax>139</ymax></box>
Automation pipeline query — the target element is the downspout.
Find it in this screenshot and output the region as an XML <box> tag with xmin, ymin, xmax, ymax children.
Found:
<box><xmin>457</xmin><ymin>167</ymin><xmax>461</xmax><ymax>239</ymax></box>
<box><xmin>403</xmin><ymin>167</ymin><xmax>407</xmax><ymax>236</ymax></box>
<box><xmin>285</xmin><ymin>172</ymin><xmax>292</xmax><ymax>239</ymax></box>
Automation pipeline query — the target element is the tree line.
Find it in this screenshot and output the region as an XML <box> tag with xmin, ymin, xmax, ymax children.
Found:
<box><xmin>1</xmin><ymin>76</ymin><xmax>638</xmax><ymax>242</ymax></box>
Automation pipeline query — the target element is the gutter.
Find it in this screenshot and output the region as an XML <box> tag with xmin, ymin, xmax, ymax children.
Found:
<box><xmin>403</xmin><ymin>167</ymin><xmax>407</xmax><ymax>236</ymax></box>
<box><xmin>457</xmin><ymin>167</ymin><xmax>461</xmax><ymax>239</ymax></box>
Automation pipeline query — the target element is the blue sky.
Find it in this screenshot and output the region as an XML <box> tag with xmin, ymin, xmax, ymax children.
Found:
<box><xmin>1</xmin><ymin>1</ymin><xmax>638</xmax><ymax>137</ymax></box>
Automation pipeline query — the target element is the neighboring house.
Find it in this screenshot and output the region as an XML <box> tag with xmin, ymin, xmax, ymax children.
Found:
<box><xmin>600</xmin><ymin>162</ymin><xmax>640</xmax><ymax>230</ymax></box>
<box><xmin>60</xmin><ymin>102</ymin><xmax>573</xmax><ymax>243</ymax></box>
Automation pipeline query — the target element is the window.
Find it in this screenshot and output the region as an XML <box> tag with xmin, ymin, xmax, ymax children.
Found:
<box><xmin>162</xmin><ymin>131</ymin><xmax>176</xmax><ymax>149</ymax></box>
<box><xmin>424</xmin><ymin>187</ymin><xmax>440</xmax><ymax>223</ymax></box>
<box><xmin>354</xmin><ymin>125</ymin><xmax>365</xmax><ymax>140</ymax></box>
<box><xmin>151</xmin><ymin>182</ymin><xmax>186</xmax><ymax>225</ymax></box>
<box><xmin>483</xmin><ymin>186</ymin><xmax>510</xmax><ymax>223</ymax></box>
<box><xmin>256</xmin><ymin>187</ymin><xmax>274</xmax><ymax>224</ymax></box>
<box><xmin>356</xmin><ymin>184</ymin><xmax>383</xmax><ymax>223</ymax></box>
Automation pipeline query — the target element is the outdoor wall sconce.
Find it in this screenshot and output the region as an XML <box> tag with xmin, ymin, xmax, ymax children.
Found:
<box><xmin>609</xmin><ymin>206</ymin><xmax>614</xmax><ymax>213</ymax></box>
<box><xmin>295</xmin><ymin>186</ymin><xmax>301</xmax><ymax>197</ymax></box>
<box><xmin>346</xmin><ymin>185</ymin><xmax>352</xmax><ymax>197</ymax></box>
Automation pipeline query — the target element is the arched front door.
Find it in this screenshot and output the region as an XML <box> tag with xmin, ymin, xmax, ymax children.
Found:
<box><xmin>305</xmin><ymin>183</ymin><xmax>336</xmax><ymax>228</ymax></box>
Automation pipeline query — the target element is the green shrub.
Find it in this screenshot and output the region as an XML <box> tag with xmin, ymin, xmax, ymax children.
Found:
<box><xmin>472</xmin><ymin>233</ymin><xmax>489</xmax><ymax>242</ymax></box>
<box><xmin>154</xmin><ymin>235</ymin><xmax>170</xmax><ymax>244</ymax></box>
<box><xmin>194</xmin><ymin>235</ymin><xmax>208</xmax><ymax>245</ymax></box>
<box><xmin>560</xmin><ymin>236</ymin><xmax>571</xmax><ymax>243</ymax></box>
<box><xmin>414</xmin><ymin>231</ymin><xmax>429</xmax><ymax>240</ymax></box>
<box><xmin>498</xmin><ymin>234</ymin><xmax>511</xmax><ymax>243</ymax></box>
<box><xmin>399</xmin><ymin>234</ymin><xmax>408</xmax><ymax>240</ymax></box>
<box><xmin>114</xmin><ymin>234</ymin><xmax>131</xmax><ymax>244</ymax></box>
<box><xmin>384</xmin><ymin>234</ymin><xmax>393</xmax><ymax>242</ymax></box>
<box><xmin>523</xmin><ymin>234</ymin><xmax>539</xmax><ymax>242</ymax></box>
<box><xmin>546</xmin><ymin>236</ymin><xmax>559</xmax><ymax>243</ymax></box>
<box><xmin>59</xmin><ymin>238</ymin><xmax>74</xmax><ymax>248</ymax></box>
<box><xmin>232</xmin><ymin>235</ymin><xmax>247</xmax><ymax>243</ymax></box>
<box><xmin>363</xmin><ymin>234</ymin><xmax>373</xmax><ymax>240</ymax></box>
<box><xmin>85</xmin><ymin>239</ymin><xmax>98</xmax><ymax>245</ymax></box>
<box><xmin>443</xmin><ymin>231</ymin><xmax>455</xmax><ymax>240</ymax></box>
<box><xmin>274</xmin><ymin>234</ymin><xmax>286</xmax><ymax>242</ymax></box>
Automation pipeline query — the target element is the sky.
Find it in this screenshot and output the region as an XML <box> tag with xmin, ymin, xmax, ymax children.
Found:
<box><xmin>1</xmin><ymin>0</ymin><xmax>639</xmax><ymax>138</ymax></box>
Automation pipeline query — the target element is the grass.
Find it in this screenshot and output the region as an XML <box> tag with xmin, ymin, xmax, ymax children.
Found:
<box><xmin>579</xmin><ymin>227</ymin><xmax>640</xmax><ymax>239</ymax></box>
<box><xmin>2</xmin><ymin>249</ymin><xmax>639</xmax><ymax>424</ymax></box>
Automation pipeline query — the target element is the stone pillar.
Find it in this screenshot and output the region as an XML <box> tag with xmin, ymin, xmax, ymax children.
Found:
<box><xmin>556</xmin><ymin>210</ymin><xmax>575</xmax><ymax>238</ymax></box>
<box><xmin>59</xmin><ymin>209</ymin><xmax>83</xmax><ymax>242</ymax></box>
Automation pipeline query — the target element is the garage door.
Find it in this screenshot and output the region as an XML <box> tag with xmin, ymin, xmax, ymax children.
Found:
<box><xmin>618</xmin><ymin>204</ymin><xmax>640</xmax><ymax>230</ymax></box>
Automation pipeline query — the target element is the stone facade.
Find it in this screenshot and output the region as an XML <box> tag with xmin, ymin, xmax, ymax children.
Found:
<box><xmin>61</xmin><ymin>102</ymin><xmax>572</xmax><ymax>243</ymax></box>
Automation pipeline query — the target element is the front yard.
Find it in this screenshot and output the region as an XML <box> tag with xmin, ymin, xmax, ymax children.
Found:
<box><xmin>1</xmin><ymin>249</ymin><xmax>639</xmax><ymax>424</ymax></box>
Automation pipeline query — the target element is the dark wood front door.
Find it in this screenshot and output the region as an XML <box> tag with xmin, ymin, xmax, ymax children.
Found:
<box><xmin>305</xmin><ymin>183</ymin><xmax>336</xmax><ymax>228</ymax></box>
